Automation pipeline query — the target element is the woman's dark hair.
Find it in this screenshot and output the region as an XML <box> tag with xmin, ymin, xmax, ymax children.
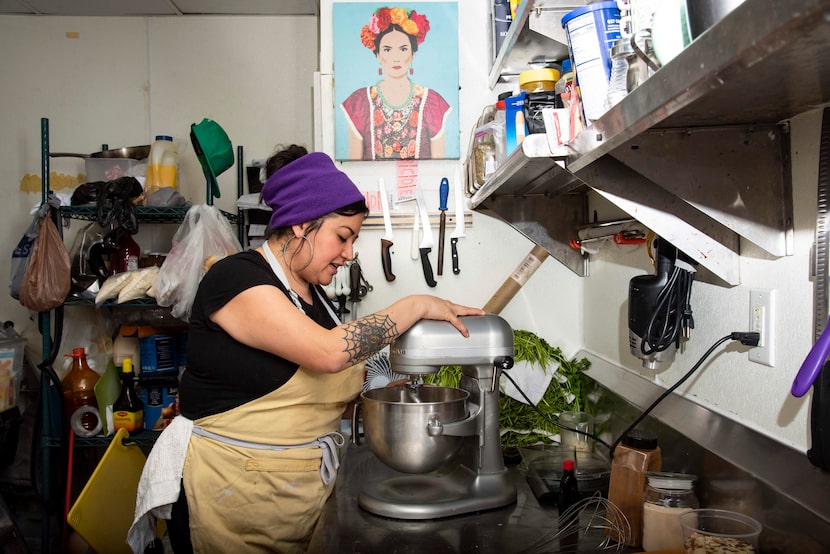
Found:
<box><xmin>263</xmin><ymin>145</ymin><xmax>369</xmax><ymax>239</ymax></box>
<box><xmin>373</xmin><ymin>24</ymin><xmax>419</xmax><ymax>56</ymax></box>
<box><xmin>265</xmin><ymin>144</ymin><xmax>308</xmax><ymax>179</ymax></box>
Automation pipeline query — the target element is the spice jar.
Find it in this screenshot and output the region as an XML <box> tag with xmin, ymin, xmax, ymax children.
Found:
<box><xmin>642</xmin><ymin>472</ymin><xmax>698</xmax><ymax>551</ymax></box>
<box><xmin>607</xmin><ymin>429</ymin><xmax>661</xmax><ymax>547</ymax></box>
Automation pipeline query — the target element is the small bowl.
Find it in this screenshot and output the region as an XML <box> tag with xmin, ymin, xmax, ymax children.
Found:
<box><xmin>679</xmin><ymin>508</ymin><xmax>762</xmax><ymax>553</ymax></box>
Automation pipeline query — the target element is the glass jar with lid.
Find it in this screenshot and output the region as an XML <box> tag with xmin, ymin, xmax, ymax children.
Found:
<box><xmin>642</xmin><ymin>472</ymin><xmax>699</xmax><ymax>551</ymax></box>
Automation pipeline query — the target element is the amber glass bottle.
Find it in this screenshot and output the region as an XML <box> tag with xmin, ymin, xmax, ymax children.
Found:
<box><xmin>112</xmin><ymin>357</ymin><xmax>144</xmax><ymax>433</ymax></box>
<box><xmin>61</xmin><ymin>347</ymin><xmax>100</xmax><ymax>434</ymax></box>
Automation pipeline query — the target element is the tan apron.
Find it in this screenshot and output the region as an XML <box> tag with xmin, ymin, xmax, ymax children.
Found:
<box><xmin>182</xmin><ymin>361</ymin><xmax>364</xmax><ymax>553</ymax></box>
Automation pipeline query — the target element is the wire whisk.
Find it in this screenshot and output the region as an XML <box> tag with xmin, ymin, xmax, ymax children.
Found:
<box><xmin>519</xmin><ymin>492</ymin><xmax>631</xmax><ymax>553</ymax></box>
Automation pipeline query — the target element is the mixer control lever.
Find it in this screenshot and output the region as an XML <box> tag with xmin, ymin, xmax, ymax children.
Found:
<box><xmin>494</xmin><ymin>356</ymin><xmax>514</xmax><ymax>369</ymax></box>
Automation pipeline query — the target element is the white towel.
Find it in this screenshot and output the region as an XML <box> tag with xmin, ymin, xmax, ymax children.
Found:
<box><xmin>501</xmin><ymin>359</ymin><xmax>556</xmax><ymax>405</ymax></box>
<box><xmin>127</xmin><ymin>415</ymin><xmax>193</xmax><ymax>553</ymax></box>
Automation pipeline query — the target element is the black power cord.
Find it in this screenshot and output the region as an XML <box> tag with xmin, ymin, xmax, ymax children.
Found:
<box><xmin>501</xmin><ymin>331</ymin><xmax>761</xmax><ymax>458</ymax></box>
<box><xmin>641</xmin><ymin>258</ymin><xmax>696</xmax><ymax>357</ymax></box>
<box><xmin>611</xmin><ymin>331</ymin><xmax>760</xmax><ymax>458</ymax></box>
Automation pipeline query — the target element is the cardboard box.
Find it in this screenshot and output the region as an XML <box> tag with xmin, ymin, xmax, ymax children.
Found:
<box><xmin>139</xmin><ymin>334</ymin><xmax>177</xmax><ymax>375</ymax></box>
<box><xmin>504</xmin><ymin>92</ymin><xmax>528</xmax><ymax>156</ymax></box>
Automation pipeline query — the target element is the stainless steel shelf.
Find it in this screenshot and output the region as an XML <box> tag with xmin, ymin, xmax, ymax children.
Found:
<box><xmin>473</xmin><ymin>0</ymin><xmax>822</xmax><ymax>285</ymax></box>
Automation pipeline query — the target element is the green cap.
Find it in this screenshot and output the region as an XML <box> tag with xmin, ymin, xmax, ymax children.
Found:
<box><xmin>190</xmin><ymin>118</ymin><xmax>234</xmax><ymax>199</ymax></box>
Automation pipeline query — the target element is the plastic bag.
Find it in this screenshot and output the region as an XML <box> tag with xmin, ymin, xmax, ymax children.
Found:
<box><xmin>153</xmin><ymin>204</ymin><xmax>241</xmax><ymax>321</ymax></box>
<box><xmin>18</xmin><ymin>209</ymin><xmax>72</xmax><ymax>312</ymax></box>
<box><xmin>9</xmin><ymin>195</ymin><xmax>60</xmax><ymax>300</ymax></box>
<box><xmin>9</xmin><ymin>215</ymin><xmax>40</xmax><ymax>300</ymax></box>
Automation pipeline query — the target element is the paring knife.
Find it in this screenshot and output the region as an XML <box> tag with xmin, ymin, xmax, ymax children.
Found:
<box><xmin>415</xmin><ymin>187</ymin><xmax>437</xmax><ymax>287</ymax></box>
<box><xmin>450</xmin><ymin>166</ymin><xmax>466</xmax><ymax>275</ymax></box>
<box><xmin>378</xmin><ymin>178</ymin><xmax>395</xmax><ymax>282</ymax></box>
<box><xmin>437</xmin><ymin>177</ymin><xmax>449</xmax><ymax>275</ymax></box>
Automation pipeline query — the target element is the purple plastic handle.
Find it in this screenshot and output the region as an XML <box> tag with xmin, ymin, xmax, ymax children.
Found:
<box><xmin>793</xmin><ymin>317</ymin><xmax>830</xmax><ymax>397</ymax></box>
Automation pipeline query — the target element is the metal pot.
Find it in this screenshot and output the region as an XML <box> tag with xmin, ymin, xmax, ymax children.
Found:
<box><xmin>356</xmin><ymin>385</ymin><xmax>469</xmax><ymax>474</ymax></box>
<box><xmin>50</xmin><ymin>145</ymin><xmax>151</xmax><ymax>160</ymax></box>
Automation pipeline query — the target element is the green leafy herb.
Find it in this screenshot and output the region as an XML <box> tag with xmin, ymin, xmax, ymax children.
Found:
<box><xmin>425</xmin><ymin>329</ymin><xmax>593</xmax><ymax>449</ymax></box>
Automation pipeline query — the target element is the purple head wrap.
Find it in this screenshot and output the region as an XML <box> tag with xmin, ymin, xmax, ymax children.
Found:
<box><xmin>262</xmin><ymin>152</ymin><xmax>366</xmax><ymax>229</ymax></box>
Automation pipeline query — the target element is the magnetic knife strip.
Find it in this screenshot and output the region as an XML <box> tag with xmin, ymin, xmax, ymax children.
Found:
<box><xmin>361</xmin><ymin>212</ymin><xmax>473</xmax><ymax>231</ymax></box>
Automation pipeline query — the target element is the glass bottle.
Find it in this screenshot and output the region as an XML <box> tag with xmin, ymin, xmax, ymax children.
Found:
<box><xmin>607</xmin><ymin>429</ymin><xmax>662</xmax><ymax>547</ymax></box>
<box><xmin>559</xmin><ymin>459</ymin><xmax>580</xmax><ymax>551</ymax></box>
<box><xmin>111</xmin><ymin>232</ymin><xmax>140</xmax><ymax>274</ymax></box>
<box><xmin>112</xmin><ymin>357</ymin><xmax>144</xmax><ymax>434</ymax></box>
<box><xmin>61</xmin><ymin>347</ymin><xmax>100</xmax><ymax>434</ymax></box>
<box><xmin>559</xmin><ymin>458</ymin><xmax>580</xmax><ymax>513</ymax></box>
<box><xmin>642</xmin><ymin>472</ymin><xmax>699</xmax><ymax>551</ymax></box>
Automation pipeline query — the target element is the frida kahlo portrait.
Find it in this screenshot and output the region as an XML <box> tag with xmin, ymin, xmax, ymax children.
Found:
<box><xmin>335</xmin><ymin>3</ymin><xmax>460</xmax><ymax>161</ymax></box>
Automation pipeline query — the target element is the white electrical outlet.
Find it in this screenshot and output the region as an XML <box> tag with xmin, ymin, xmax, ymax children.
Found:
<box><xmin>749</xmin><ymin>289</ymin><xmax>775</xmax><ymax>367</ymax></box>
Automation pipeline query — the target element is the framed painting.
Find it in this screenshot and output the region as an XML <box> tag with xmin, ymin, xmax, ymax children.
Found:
<box><xmin>333</xmin><ymin>2</ymin><xmax>460</xmax><ymax>161</ymax></box>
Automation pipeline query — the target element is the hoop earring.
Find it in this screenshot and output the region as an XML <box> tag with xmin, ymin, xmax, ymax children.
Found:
<box><xmin>282</xmin><ymin>235</ymin><xmax>314</xmax><ymax>272</ymax></box>
<box><xmin>378</xmin><ymin>67</ymin><xmax>383</xmax><ymax>76</ymax></box>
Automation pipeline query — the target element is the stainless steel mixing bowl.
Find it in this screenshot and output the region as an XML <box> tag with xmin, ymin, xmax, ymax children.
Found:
<box><xmin>359</xmin><ymin>385</ymin><xmax>469</xmax><ymax>474</ymax></box>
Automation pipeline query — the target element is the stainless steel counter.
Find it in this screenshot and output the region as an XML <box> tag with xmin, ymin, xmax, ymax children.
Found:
<box><xmin>307</xmin><ymin>443</ymin><xmax>622</xmax><ymax>554</ymax></box>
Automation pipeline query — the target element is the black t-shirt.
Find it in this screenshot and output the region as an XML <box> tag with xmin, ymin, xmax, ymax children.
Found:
<box><xmin>178</xmin><ymin>249</ymin><xmax>339</xmax><ymax>420</ymax></box>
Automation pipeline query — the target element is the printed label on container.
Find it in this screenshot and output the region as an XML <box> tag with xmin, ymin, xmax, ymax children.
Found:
<box><xmin>113</xmin><ymin>410</ymin><xmax>144</xmax><ymax>433</ymax></box>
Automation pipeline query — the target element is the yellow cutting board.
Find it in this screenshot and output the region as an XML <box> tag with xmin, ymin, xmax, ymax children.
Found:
<box><xmin>67</xmin><ymin>428</ymin><xmax>163</xmax><ymax>554</ymax></box>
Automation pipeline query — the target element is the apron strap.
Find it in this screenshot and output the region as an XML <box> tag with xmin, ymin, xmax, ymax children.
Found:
<box><xmin>192</xmin><ymin>426</ymin><xmax>345</xmax><ymax>485</ymax></box>
<box><xmin>261</xmin><ymin>241</ymin><xmax>341</xmax><ymax>324</ymax></box>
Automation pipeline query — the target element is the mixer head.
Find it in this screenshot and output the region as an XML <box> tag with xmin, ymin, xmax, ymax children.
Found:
<box><xmin>390</xmin><ymin>314</ymin><xmax>514</xmax><ymax>375</ymax></box>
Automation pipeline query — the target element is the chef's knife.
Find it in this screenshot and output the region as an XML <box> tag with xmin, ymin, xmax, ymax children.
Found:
<box><xmin>450</xmin><ymin>167</ymin><xmax>466</xmax><ymax>275</ymax></box>
<box><xmin>378</xmin><ymin>178</ymin><xmax>395</xmax><ymax>282</ymax></box>
<box><xmin>437</xmin><ymin>177</ymin><xmax>449</xmax><ymax>275</ymax></box>
<box><xmin>415</xmin><ymin>188</ymin><xmax>437</xmax><ymax>287</ymax></box>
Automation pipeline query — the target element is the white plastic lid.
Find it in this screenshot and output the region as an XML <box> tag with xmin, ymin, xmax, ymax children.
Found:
<box><xmin>645</xmin><ymin>471</ymin><xmax>696</xmax><ymax>490</ymax></box>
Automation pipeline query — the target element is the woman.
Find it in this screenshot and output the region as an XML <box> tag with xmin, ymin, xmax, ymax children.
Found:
<box><xmin>341</xmin><ymin>6</ymin><xmax>451</xmax><ymax>160</ymax></box>
<box><xmin>128</xmin><ymin>145</ymin><xmax>483</xmax><ymax>553</ymax></box>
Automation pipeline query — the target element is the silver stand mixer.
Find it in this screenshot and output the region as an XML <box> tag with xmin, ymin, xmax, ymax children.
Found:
<box><xmin>356</xmin><ymin>314</ymin><xmax>517</xmax><ymax>519</ymax></box>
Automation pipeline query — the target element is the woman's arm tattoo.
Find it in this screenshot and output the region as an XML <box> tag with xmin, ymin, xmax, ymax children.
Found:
<box><xmin>341</xmin><ymin>314</ymin><xmax>398</xmax><ymax>365</ymax></box>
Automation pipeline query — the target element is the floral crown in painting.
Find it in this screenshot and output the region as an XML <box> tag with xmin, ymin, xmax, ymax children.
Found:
<box><xmin>360</xmin><ymin>7</ymin><xmax>431</xmax><ymax>50</ymax></box>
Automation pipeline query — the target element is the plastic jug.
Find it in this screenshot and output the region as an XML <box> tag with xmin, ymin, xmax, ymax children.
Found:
<box><xmin>145</xmin><ymin>135</ymin><xmax>178</xmax><ymax>197</ymax></box>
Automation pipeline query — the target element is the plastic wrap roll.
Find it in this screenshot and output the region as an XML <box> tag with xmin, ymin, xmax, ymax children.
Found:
<box><xmin>70</xmin><ymin>405</ymin><xmax>102</xmax><ymax>437</ymax></box>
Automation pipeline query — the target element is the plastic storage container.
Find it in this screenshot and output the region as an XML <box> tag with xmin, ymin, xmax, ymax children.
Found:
<box><xmin>642</xmin><ymin>472</ymin><xmax>699</xmax><ymax>551</ymax></box>
<box><xmin>607</xmin><ymin>429</ymin><xmax>662</xmax><ymax>547</ymax></box>
<box><xmin>561</xmin><ymin>1</ymin><xmax>622</xmax><ymax>122</ymax></box>
<box><xmin>145</xmin><ymin>135</ymin><xmax>179</xmax><ymax>197</ymax></box>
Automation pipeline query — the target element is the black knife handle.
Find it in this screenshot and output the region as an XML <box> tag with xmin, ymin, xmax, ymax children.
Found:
<box><xmin>419</xmin><ymin>247</ymin><xmax>437</xmax><ymax>287</ymax></box>
<box><xmin>381</xmin><ymin>238</ymin><xmax>395</xmax><ymax>282</ymax></box>
<box><xmin>451</xmin><ymin>237</ymin><xmax>460</xmax><ymax>275</ymax></box>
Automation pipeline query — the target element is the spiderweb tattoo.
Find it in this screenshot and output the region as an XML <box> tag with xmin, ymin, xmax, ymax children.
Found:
<box><xmin>341</xmin><ymin>314</ymin><xmax>398</xmax><ymax>365</ymax></box>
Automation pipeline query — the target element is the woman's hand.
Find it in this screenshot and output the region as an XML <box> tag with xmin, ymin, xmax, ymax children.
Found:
<box><xmin>411</xmin><ymin>295</ymin><xmax>486</xmax><ymax>337</ymax></box>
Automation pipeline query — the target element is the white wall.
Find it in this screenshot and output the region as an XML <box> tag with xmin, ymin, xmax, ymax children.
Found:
<box><xmin>0</xmin><ymin>15</ymin><xmax>319</xmax><ymax>325</ymax></box>
<box><xmin>582</xmin><ymin>110</ymin><xmax>821</xmax><ymax>451</ymax></box>
<box><xmin>1</xmin><ymin>3</ymin><xmax>820</xmax><ymax>453</ymax></box>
